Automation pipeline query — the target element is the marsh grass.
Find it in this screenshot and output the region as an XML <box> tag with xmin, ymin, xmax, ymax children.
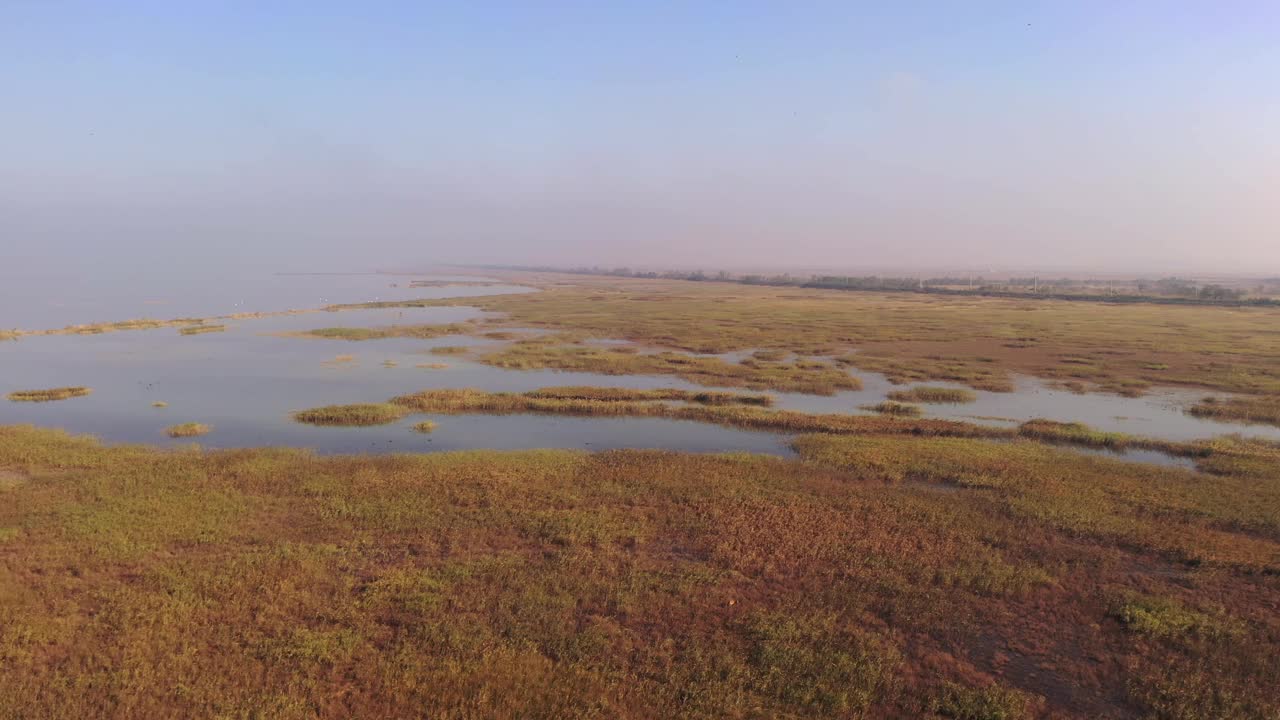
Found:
<box><xmin>429</xmin><ymin>345</ymin><xmax>470</xmax><ymax>355</ymax></box>
<box><xmin>0</xmin><ymin>425</ymin><xmax>1275</xmax><ymax>718</ymax></box>
<box><xmin>390</xmin><ymin>388</ymin><xmax>1002</xmax><ymax>438</ymax></box>
<box><xmin>525</xmin><ymin>386</ymin><xmax>773</xmax><ymax>406</ymax></box>
<box><xmin>416</xmin><ymin>363</ymin><xmax>449</xmax><ymax>369</ymax></box>
<box><xmin>1107</xmin><ymin>591</ymin><xmax>1240</xmax><ymax>640</ymax></box>
<box><xmin>178</xmin><ymin>324</ymin><xmax>226</xmax><ymax>336</ymax></box>
<box><xmin>1188</xmin><ymin>396</ymin><xmax>1280</xmax><ymax>427</ymax></box>
<box><xmin>300</xmin><ymin>323</ymin><xmax>471</xmax><ymax>341</ymax></box>
<box><xmin>862</xmin><ymin>401</ymin><xmax>924</xmax><ymax>417</ymax></box>
<box><xmin>930</xmin><ymin>682</ymin><xmax>1043</xmax><ymax>720</ymax></box>
<box><xmin>151</xmin><ymin>401</ymin><xmax>168</xmax><ymax>408</ymax></box>
<box><xmin>419</xmin><ymin>277</ymin><xmax>1280</xmax><ymax>398</ymax></box>
<box><xmin>293</xmin><ymin>403</ymin><xmax>409</xmax><ymax>426</ymax></box>
<box><xmin>885</xmin><ymin>386</ymin><xmax>977</xmax><ymax>404</ymax></box>
<box><xmin>164</xmin><ymin>422</ymin><xmax>211</xmax><ymax>438</ymax></box>
<box><xmin>7</xmin><ymin>386</ymin><xmax>93</xmax><ymax>402</ymax></box>
<box><xmin>483</xmin><ymin>341</ymin><xmax>860</xmax><ymax>395</ymax></box>
<box><xmin>411</xmin><ymin>420</ymin><xmax>438</xmax><ymax>433</ymax></box>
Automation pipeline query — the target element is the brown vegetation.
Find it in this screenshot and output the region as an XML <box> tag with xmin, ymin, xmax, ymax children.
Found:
<box><xmin>481</xmin><ymin>339</ymin><xmax>861</xmax><ymax>395</ymax></box>
<box><xmin>862</xmin><ymin>401</ymin><xmax>924</xmax><ymax>417</ymax></box>
<box><xmin>164</xmin><ymin>422</ymin><xmax>211</xmax><ymax>438</ymax></box>
<box><xmin>0</xmin><ymin>425</ymin><xmax>1275</xmax><ymax>718</ymax></box>
<box><xmin>7</xmin><ymin>387</ymin><xmax>93</xmax><ymax>402</ymax></box>
<box><xmin>178</xmin><ymin>324</ymin><xmax>226</xmax><ymax>336</ymax></box>
<box><xmin>1188</xmin><ymin>395</ymin><xmax>1280</xmax><ymax>428</ymax></box>
<box><xmin>886</xmin><ymin>386</ymin><xmax>978</xmax><ymax>404</ymax></box>
<box><xmin>413</xmin><ymin>275</ymin><xmax>1280</xmax><ymax>400</ymax></box>
<box><xmin>292</xmin><ymin>404</ymin><xmax>409</xmax><ymax>427</ymax></box>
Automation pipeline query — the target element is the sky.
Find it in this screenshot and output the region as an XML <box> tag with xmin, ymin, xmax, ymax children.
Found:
<box><xmin>3</xmin><ymin>1</ymin><xmax>1278</xmax><ymax>275</ymax></box>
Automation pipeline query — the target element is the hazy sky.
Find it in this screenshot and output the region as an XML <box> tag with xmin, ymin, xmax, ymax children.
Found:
<box><xmin>3</xmin><ymin>2</ymin><xmax>1278</xmax><ymax>274</ymax></box>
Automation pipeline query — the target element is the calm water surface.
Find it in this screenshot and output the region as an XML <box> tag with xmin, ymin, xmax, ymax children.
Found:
<box><xmin>3</xmin><ymin>279</ymin><xmax>1274</xmax><ymax>464</ymax></box>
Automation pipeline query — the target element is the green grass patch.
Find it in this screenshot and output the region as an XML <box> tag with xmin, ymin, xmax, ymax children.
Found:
<box><xmin>1107</xmin><ymin>591</ymin><xmax>1240</xmax><ymax>640</ymax></box>
<box><xmin>930</xmin><ymin>681</ymin><xmax>1041</xmax><ymax>719</ymax></box>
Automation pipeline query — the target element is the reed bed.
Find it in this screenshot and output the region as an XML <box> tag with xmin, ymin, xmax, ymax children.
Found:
<box><xmin>178</xmin><ymin>324</ymin><xmax>226</xmax><ymax>336</ymax></box>
<box><xmin>481</xmin><ymin>342</ymin><xmax>861</xmax><ymax>395</ymax></box>
<box><xmin>389</xmin><ymin>388</ymin><xmax>1004</xmax><ymax>438</ymax></box>
<box><xmin>300</xmin><ymin>323</ymin><xmax>472</xmax><ymax>341</ymax></box>
<box><xmin>292</xmin><ymin>403</ymin><xmax>409</xmax><ymax>427</ymax></box>
<box><xmin>421</xmin><ymin>278</ymin><xmax>1280</xmax><ymax>397</ymax></box>
<box><xmin>7</xmin><ymin>386</ymin><xmax>93</xmax><ymax>402</ymax></box>
<box><xmin>525</xmin><ymin>386</ymin><xmax>774</xmax><ymax>406</ymax></box>
<box><xmin>862</xmin><ymin>401</ymin><xmax>924</xmax><ymax>417</ymax></box>
<box><xmin>429</xmin><ymin>346</ymin><xmax>470</xmax><ymax>355</ymax></box>
<box><xmin>1188</xmin><ymin>396</ymin><xmax>1280</xmax><ymax>427</ymax></box>
<box><xmin>885</xmin><ymin>386</ymin><xmax>978</xmax><ymax>404</ymax></box>
<box><xmin>164</xmin><ymin>423</ymin><xmax>211</xmax><ymax>438</ymax></box>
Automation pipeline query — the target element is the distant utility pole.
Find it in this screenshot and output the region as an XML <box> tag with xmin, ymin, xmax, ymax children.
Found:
<box><xmin>1034</xmin><ymin>276</ymin><xmax>1038</xmax><ymax>293</ymax></box>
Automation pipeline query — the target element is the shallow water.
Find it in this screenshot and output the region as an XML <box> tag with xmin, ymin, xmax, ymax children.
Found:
<box><xmin>763</xmin><ymin>372</ymin><xmax>1280</xmax><ymax>443</ymax></box>
<box><xmin>3</xmin><ymin>284</ymin><xmax>1275</xmax><ymax>463</ymax></box>
<box><xmin>0</xmin><ymin>269</ymin><xmax>521</xmax><ymax>330</ymax></box>
<box><xmin>0</xmin><ymin>305</ymin><xmax>792</xmax><ymax>455</ymax></box>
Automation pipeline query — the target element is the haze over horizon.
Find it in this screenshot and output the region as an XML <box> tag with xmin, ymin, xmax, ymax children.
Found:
<box><xmin>4</xmin><ymin>2</ymin><xmax>1278</xmax><ymax>275</ymax></box>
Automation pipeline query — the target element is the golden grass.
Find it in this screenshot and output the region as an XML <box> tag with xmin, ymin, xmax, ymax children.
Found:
<box><xmin>164</xmin><ymin>422</ymin><xmax>211</xmax><ymax>438</ymax></box>
<box><xmin>862</xmin><ymin>401</ymin><xmax>923</xmax><ymax>417</ymax></box>
<box><xmin>151</xmin><ymin>401</ymin><xmax>168</xmax><ymax>408</ymax></box>
<box><xmin>1188</xmin><ymin>396</ymin><xmax>1280</xmax><ymax>427</ymax></box>
<box><xmin>885</xmin><ymin>386</ymin><xmax>978</xmax><ymax>404</ymax></box>
<box><xmin>292</xmin><ymin>403</ymin><xmax>409</xmax><ymax>427</ymax></box>
<box><xmin>389</xmin><ymin>388</ymin><xmax>1003</xmax><ymax>438</ymax></box>
<box><xmin>429</xmin><ymin>345</ymin><xmax>469</xmax><ymax>355</ymax></box>
<box><xmin>0</xmin><ymin>424</ymin><xmax>1275</xmax><ymax>718</ymax></box>
<box><xmin>411</xmin><ymin>420</ymin><xmax>438</xmax><ymax>433</ymax></box>
<box><xmin>7</xmin><ymin>386</ymin><xmax>93</xmax><ymax>402</ymax></box>
<box><xmin>298</xmin><ymin>323</ymin><xmax>472</xmax><ymax>341</ymax></box>
<box><xmin>482</xmin><ymin>340</ymin><xmax>861</xmax><ymax>395</ymax></box>
<box><xmin>412</xmin><ymin>274</ymin><xmax>1280</xmax><ymax>399</ymax></box>
<box><xmin>525</xmin><ymin>385</ymin><xmax>773</xmax><ymax>406</ymax></box>
<box><xmin>178</xmin><ymin>324</ymin><xmax>226</xmax><ymax>336</ymax></box>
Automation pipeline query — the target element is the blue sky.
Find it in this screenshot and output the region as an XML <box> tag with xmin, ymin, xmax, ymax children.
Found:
<box><xmin>3</xmin><ymin>2</ymin><xmax>1277</xmax><ymax>273</ymax></box>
